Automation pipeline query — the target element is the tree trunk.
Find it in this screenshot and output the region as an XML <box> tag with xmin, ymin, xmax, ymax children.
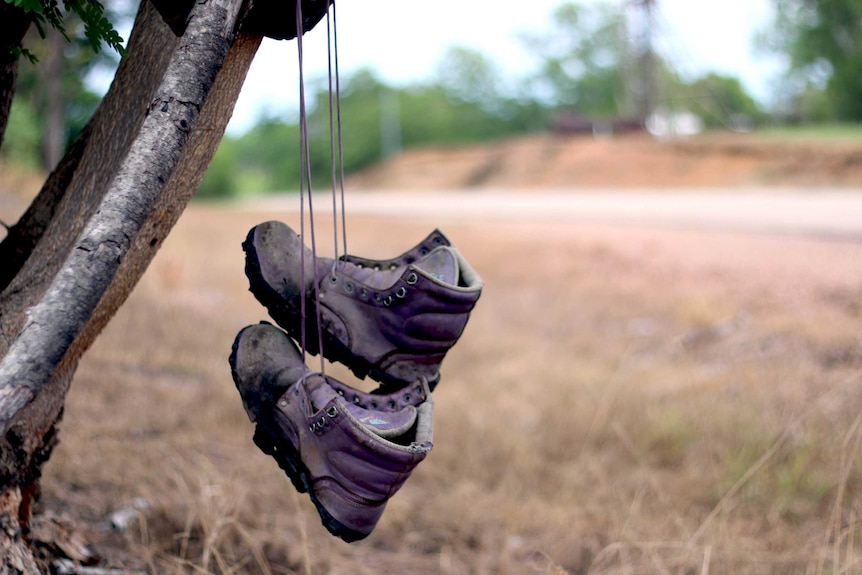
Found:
<box><xmin>0</xmin><ymin>0</ymin><xmax>261</xmax><ymax>570</ymax></box>
<box><xmin>0</xmin><ymin>2</ymin><xmax>31</xmax><ymax>150</ymax></box>
<box><xmin>41</xmin><ymin>27</ymin><xmax>66</xmax><ymax>171</ymax></box>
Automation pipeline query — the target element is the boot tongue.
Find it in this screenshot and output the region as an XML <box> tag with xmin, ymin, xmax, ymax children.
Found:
<box><xmin>307</xmin><ymin>377</ymin><xmax>417</xmax><ymax>439</ymax></box>
<box><xmin>337</xmin><ymin>246</ymin><xmax>459</xmax><ymax>289</ymax></box>
<box><xmin>415</xmin><ymin>246</ymin><xmax>459</xmax><ymax>285</ymax></box>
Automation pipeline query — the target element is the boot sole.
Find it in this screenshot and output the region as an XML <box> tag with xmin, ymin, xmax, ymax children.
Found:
<box><xmin>229</xmin><ymin>337</ymin><xmax>368</xmax><ymax>543</ymax></box>
<box><xmin>243</xmin><ymin>230</ymin><xmax>439</xmax><ymax>391</ymax></box>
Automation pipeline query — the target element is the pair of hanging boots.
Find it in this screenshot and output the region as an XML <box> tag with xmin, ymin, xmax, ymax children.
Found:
<box><xmin>230</xmin><ymin>221</ymin><xmax>483</xmax><ymax>542</ymax></box>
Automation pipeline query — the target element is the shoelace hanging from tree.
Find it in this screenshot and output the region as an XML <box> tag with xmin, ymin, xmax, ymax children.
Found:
<box><xmin>295</xmin><ymin>0</ymin><xmax>347</xmax><ymax>380</ymax></box>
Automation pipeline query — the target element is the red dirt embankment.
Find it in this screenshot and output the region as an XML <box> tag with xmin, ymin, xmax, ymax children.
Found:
<box><xmin>4</xmin><ymin>132</ymin><xmax>862</xmax><ymax>205</ymax></box>
<box><xmin>348</xmin><ymin>132</ymin><xmax>862</xmax><ymax>190</ymax></box>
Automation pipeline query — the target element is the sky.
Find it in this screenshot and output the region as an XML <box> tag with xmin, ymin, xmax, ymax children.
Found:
<box><xmin>226</xmin><ymin>0</ymin><xmax>786</xmax><ymax>134</ymax></box>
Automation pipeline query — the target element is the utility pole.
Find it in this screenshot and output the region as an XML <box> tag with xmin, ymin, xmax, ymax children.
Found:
<box><xmin>627</xmin><ymin>0</ymin><xmax>658</xmax><ymax>124</ymax></box>
<box><xmin>641</xmin><ymin>0</ymin><xmax>657</xmax><ymax>123</ymax></box>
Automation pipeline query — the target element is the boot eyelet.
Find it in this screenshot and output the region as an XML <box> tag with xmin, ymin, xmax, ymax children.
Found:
<box><xmin>319</xmin><ymin>416</ymin><xmax>328</xmax><ymax>427</ymax></box>
<box><xmin>389</xmin><ymin>263</ymin><xmax>398</xmax><ymax>271</ymax></box>
<box><xmin>326</xmin><ymin>406</ymin><xmax>339</xmax><ymax>418</ymax></box>
<box><xmin>383</xmin><ymin>295</ymin><xmax>393</xmax><ymax>306</ymax></box>
<box><xmin>420</xmin><ymin>248</ymin><xmax>428</xmax><ymax>256</ymax></box>
<box><xmin>396</xmin><ymin>287</ymin><xmax>408</xmax><ymax>298</ymax></box>
<box><xmin>373</xmin><ymin>264</ymin><xmax>381</xmax><ymax>271</ymax></box>
<box><xmin>345</xmin><ymin>282</ymin><xmax>354</xmax><ymax>293</ymax></box>
<box><xmin>389</xmin><ymin>401</ymin><xmax>397</xmax><ymax>409</ymax></box>
<box><xmin>374</xmin><ymin>293</ymin><xmax>382</xmax><ymax>302</ymax></box>
<box><xmin>329</xmin><ymin>276</ymin><xmax>338</xmax><ymax>284</ymax></box>
<box><xmin>433</xmin><ymin>237</ymin><xmax>442</xmax><ymax>245</ymax></box>
<box><xmin>353</xmin><ymin>396</ymin><xmax>361</xmax><ymax>405</ymax></box>
<box><xmin>370</xmin><ymin>401</ymin><xmax>378</xmax><ymax>409</ymax></box>
<box><xmin>403</xmin><ymin>393</ymin><xmax>411</xmax><ymax>402</ymax></box>
<box><xmin>360</xmin><ymin>288</ymin><xmax>369</xmax><ymax>299</ymax></box>
<box><xmin>309</xmin><ymin>423</ymin><xmax>317</xmax><ymax>432</ymax></box>
<box><xmin>406</xmin><ymin>272</ymin><xmax>418</xmax><ymax>285</ymax></box>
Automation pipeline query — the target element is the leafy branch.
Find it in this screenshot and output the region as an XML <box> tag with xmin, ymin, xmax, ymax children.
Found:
<box><xmin>4</xmin><ymin>0</ymin><xmax>126</xmax><ymax>60</ymax></box>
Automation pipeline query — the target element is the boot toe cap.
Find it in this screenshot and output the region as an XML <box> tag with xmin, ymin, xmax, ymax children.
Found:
<box><xmin>229</xmin><ymin>322</ymin><xmax>304</xmax><ymax>421</ymax></box>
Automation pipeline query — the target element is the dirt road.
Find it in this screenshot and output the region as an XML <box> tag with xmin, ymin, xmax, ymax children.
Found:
<box><xmin>246</xmin><ymin>188</ymin><xmax>862</xmax><ymax>240</ymax></box>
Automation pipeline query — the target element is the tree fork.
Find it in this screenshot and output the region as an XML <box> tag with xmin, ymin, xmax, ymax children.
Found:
<box><xmin>0</xmin><ymin>0</ymin><xmax>331</xmax><ymax>289</ymax></box>
<box><xmin>0</xmin><ymin>0</ymin><xmax>261</xmax><ymax>569</ymax></box>
<box><xmin>149</xmin><ymin>0</ymin><xmax>333</xmax><ymax>40</ymax></box>
<box><xmin>0</xmin><ymin>1</ymin><xmax>180</xmax><ymax>322</ymax></box>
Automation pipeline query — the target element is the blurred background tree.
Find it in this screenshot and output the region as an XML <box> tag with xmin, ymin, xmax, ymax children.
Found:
<box><xmin>197</xmin><ymin>64</ymin><xmax>552</xmax><ymax>198</ymax></box>
<box><xmin>2</xmin><ymin>2</ymin><xmax>128</xmax><ymax>170</ymax></box>
<box><xmin>11</xmin><ymin>0</ymin><xmax>862</xmax><ymax>199</ymax></box>
<box><xmin>762</xmin><ymin>0</ymin><xmax>862</xmax><ymax>123</ymax></box>
<box><xmin>521</xmin><ymin>2</ymin><xmax>629</xmax><ymax>117</ymax></box>
<box><xmin>678</xmin><ymin>73</ymin><xmax>767</xmax><ymax>130</ymax></box>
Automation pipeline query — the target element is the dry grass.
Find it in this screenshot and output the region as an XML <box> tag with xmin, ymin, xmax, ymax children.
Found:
<box><xmin>17</xmin><ymin>197</ymin><xmax>862</xmax><ymax>574</ymax></box>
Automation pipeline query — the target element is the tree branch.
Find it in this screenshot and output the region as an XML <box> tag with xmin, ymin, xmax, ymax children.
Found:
<box><xmin>0</xmin><ymin>0</ymin><xmax>252</xmax><ymax>435</ymax></box>
<box><xmin>148</xmin><ymin>0</ymin><xmax>331</xmax><ymax>40</ymax></box>
<box><xmin>241</xmin><ymin>0</ymin><xmax>333</xmax><ymax>40</ymax></box>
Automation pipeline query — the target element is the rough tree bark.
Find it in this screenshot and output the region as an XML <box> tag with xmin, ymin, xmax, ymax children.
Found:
<box><xmin>0</xmin><ymin>0</ymin><xmax>263</xmax><ymax>570</ymax></box>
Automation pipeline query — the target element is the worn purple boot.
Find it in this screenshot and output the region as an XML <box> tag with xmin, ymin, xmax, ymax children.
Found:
<box><xmin>243</xmin><ymin>221</ymin><xmax>483</xmax><ymax>390</ymax></box>
<box><xmin>229</xmin><ymin>322</ymin><xmax>433</xmax><ymax>542</ymax></box>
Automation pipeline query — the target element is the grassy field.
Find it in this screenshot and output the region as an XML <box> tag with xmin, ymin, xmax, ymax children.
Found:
<box><xmin>751</xmin><ymin>124</ymin><xmax>862</xmax><ymax>144</ymax></box>
<box><xmin>28</xmin><ymin>199</ymin><xmax>862</xmax><ymax>574</ymax></box>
